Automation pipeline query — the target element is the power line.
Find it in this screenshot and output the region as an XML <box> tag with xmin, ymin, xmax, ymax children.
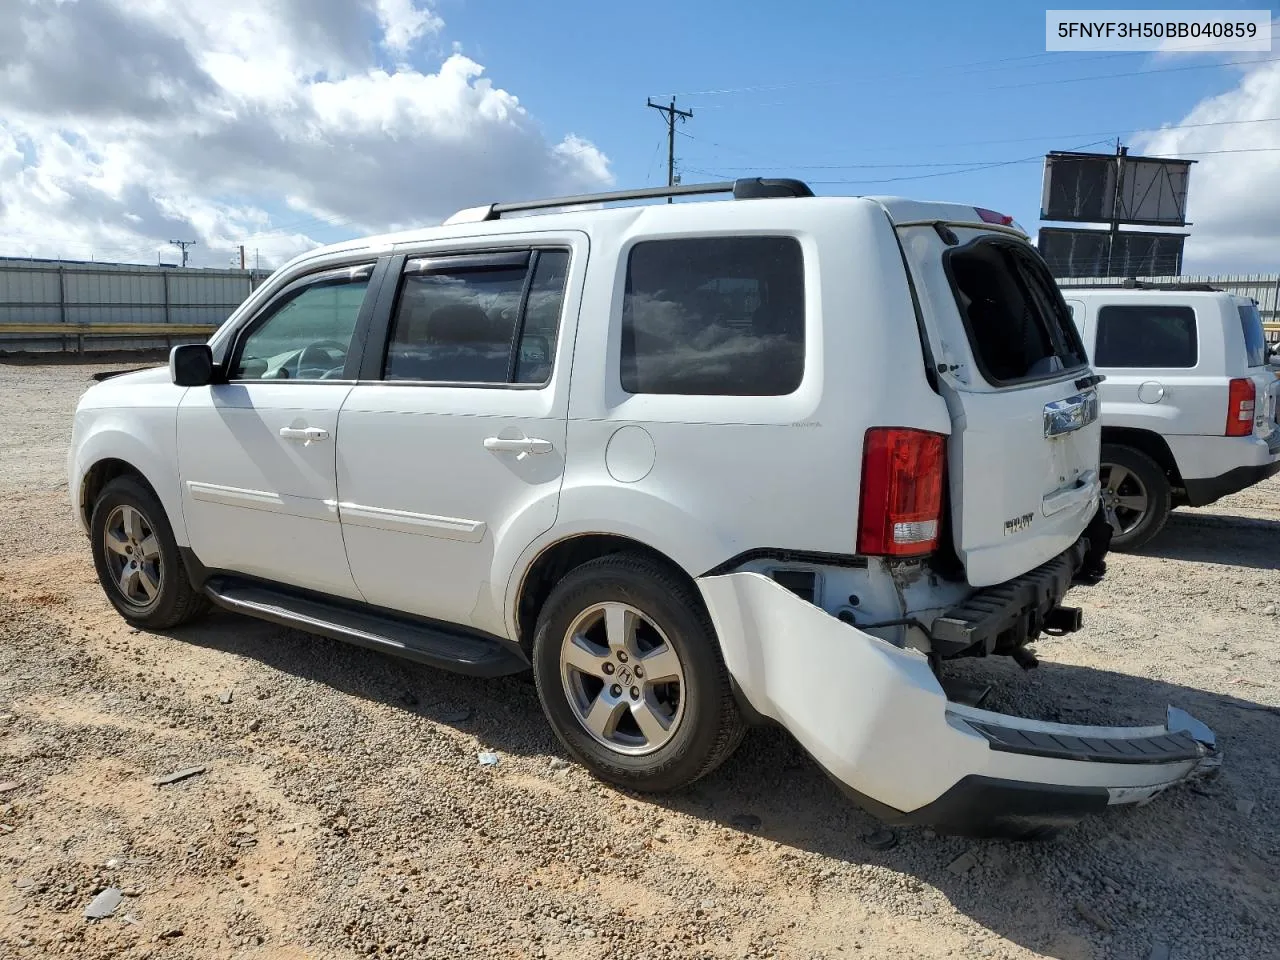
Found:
<box><xmin>805</xmin><ymin>143</ymin><xmax>1280</xmax><ymax>185</ymax></box>
<box><xmin>686</xmin><ymin>138</ymin><xmax>1113</xmax><ymax>186</ymax></box>
<box><xmin>644</xmin><ymin>133</ymin><xmax>666</xmax><ymax>185</ymax></box>
<box><xmin>677</xmin><ymin>115</ymin><xmax>1280</xmax><ymax>175</ymax></box>
<box><xmin>661</xmin><ymin>50</ymin><xmax>1135</xmax><ymax>99</ymax></box>
<box><xmin>993</xmin><ymin>54</ymin><xmax>1280</xmax><ymax>90</ymax></box>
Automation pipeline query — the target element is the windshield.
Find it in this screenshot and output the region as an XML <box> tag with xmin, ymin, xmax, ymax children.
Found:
<box><xmin>1238</xmin><ymin>302</ymin><xmax>1268</xmax><ymax>367</ymax></box>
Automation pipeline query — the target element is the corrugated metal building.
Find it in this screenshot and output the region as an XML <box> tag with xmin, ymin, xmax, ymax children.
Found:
<box><xmin>0</xmin><ymin>257</ymin><xmax>271</xmax><ymax>353</ymax></box>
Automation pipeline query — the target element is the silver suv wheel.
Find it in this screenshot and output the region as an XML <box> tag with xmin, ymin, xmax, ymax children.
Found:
<box><xmin>1100</xmin><ymin>462</ymin><xmax>1150</xmax><ymax>537</ymax></box>
<box><xmin>103</xmin><ymin>504</ymin><xmax>164</xmax><ymax>610</ymax></box>
<box><xmin>559</xmin><ymin>601</ymin><xmax>686</xmax><ymax>756</ymax></box>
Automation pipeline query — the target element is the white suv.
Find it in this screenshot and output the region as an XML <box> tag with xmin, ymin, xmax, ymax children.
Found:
<box><xmin>69</xmin><ymin>179</ymin><xmax>1216</xmax><ymax>837</ymax></box>
<box><xmin>1061</xmin><ymin>283</ymin><xmax>1280</xmax><ymax>550</ymax></box>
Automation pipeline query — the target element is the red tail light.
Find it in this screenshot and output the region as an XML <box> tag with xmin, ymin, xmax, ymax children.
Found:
<box><xmin>858</xmin><ymin>428</ymin><xmax>946</xmax><ymax>557</ymax></box>
<box><xmin>1226</xmin><ymin>378</ymin><xmax>1256</xmax><ymax>437</ymax></box>
<box><xmin>975</xmin><ymin>207</ymin><xmax>1014</xmax><ymax>226</ymax></box>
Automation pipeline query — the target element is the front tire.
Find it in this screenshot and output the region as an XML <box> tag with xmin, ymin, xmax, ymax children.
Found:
<box><xmin>532</xmin><ymin>554</ymin><xmax>746</xmax><ymax>793</ymax></box>
<box><xmin>90</xmin><ymin>476</ymin><xmax>208</xmax><ymax>630</ymax></box>
<box><xmin>1099</xmin><ymin>444</ymin><xmax>1172</xmax><ymax>551</ymax></box>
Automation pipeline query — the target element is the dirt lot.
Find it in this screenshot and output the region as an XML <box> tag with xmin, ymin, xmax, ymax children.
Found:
<box><xmin>1</xmin><ymin>360</ymin><xmax>1277</xmax><ymax>960</ymax></box>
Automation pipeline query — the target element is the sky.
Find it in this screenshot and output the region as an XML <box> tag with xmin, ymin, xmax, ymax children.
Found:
<box><xmin>0</xmin><ymin>0</ymin><xmax>1278</xmax><ymax>272</ymax></box>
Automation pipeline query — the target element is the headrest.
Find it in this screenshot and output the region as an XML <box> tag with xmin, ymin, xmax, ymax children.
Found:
<box><xmin>428</xmin><ymin>303</ymin><xmax>494</xmax><ymax>344</ymax></box>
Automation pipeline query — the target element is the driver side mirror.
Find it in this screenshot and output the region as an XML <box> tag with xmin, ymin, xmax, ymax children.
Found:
<box><xmin>170</xmin><ymin>343</ymin><xmax>216</xmax><ymax>386</ymax></box>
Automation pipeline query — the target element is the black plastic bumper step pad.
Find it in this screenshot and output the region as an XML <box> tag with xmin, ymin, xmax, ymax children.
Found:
<box><xmin>965</xmin><ymin>720</ymin><xmax>1203</xmax><ymax>765</ymax></box>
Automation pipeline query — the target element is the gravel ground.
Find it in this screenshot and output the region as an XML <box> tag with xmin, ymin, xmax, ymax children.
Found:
<box><xmin>1</xmin><ymin>360</ymin><xmax>1277</xmax><ymax>960</ymax></box>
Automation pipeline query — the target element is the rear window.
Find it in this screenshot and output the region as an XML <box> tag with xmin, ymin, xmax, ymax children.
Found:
<box><xmin>1095</xmin><ymin>305</ymin><xmax>1197</xmax><ymax>369</ymax></box>
<box><xmin>621</xmin><ymin>236</ymin><xmax>804</xmax><ymax>396</ymax></box>
<box><xmin>1238</xmin><ymin>302</ymin><xmax>1268</xmax><ymax>367</ymax></box>
<box><xmin>946</xmin><ymin>240</ymin><xmax>1088</xmax><ymax>385</ymax></box>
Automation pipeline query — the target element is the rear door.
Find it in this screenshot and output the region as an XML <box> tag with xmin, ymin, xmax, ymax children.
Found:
<box><xmin>335</xmin><ymin>238</ymin><xmax>582</xmax><ymax>637</ymax></box>
<box><xmin>898</xmin><ymin>226</ymin><xmax>1099</xmax><ymax>587</ymax></box>
<box><xmin>1083</xmin><ymin>299</ymin><xmax>1221</xmax><ymax>436</ymax></box>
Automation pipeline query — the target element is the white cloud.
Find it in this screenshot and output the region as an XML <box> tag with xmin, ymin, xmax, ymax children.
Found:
<box><xmin>1132</xmin><ymin>60</ymin><xmax>1280</xmax><ymax>272</ymax></box>
<box><xmin>374</xmin><ymin>0</ymin><xmax>443</xmax><ymax>55</ymax></box>
<box><xmin>0</xmin><ymin>0</ymin><xmax>611</xmax><ymax>268</ymax></box>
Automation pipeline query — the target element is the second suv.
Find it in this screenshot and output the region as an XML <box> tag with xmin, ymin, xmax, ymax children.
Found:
<box><xmin>69</xmin><ymin>179</ymin><xmax>1216</xmax><ymax>836</ymax></box>
<box><xmin>1062</xmin><ymin>282</ymin><xmax>1280</xmax><ymax>549</ymax></box>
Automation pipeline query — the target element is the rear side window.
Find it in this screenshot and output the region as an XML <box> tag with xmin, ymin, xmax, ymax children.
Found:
<box><xmin>383</xmin><ymin>249</ymin><xmax>568</xmax><ymax>385</ymax></box>
<box><xmin>621</xmin><ymin>236</ymin><xmax>804</xmax><ymax>396</ymax></box>
<box><xmin>946</xmin><ymin>240</ymin><xmax>1087</xmax><ymax>385</ymax></box>
<box><xmin>1238</xmin><ymin>302</ymin><xmax>1268</xmax><ymax>367</ymax></box>
<box><xmin>1094</xmin><ymin>305</ymin><xmax>1197</xmax><ymax>369</ymax></box>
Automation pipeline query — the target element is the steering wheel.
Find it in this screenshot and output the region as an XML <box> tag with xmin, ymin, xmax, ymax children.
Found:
<box><xmin>296</xmin><ymin>340</ymin><xmax>349</xmax><ymax>379</ymax></box>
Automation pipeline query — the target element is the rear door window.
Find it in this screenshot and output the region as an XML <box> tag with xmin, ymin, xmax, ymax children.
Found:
<box><xmin>1094</xmin><ymin>305</ymin><xmax>1197</xmax><ymax>369</ymax></box>
<box><xmin>1238</xmin><ymin>302</ymin><xmax>1268</xmax><ymax>367</ymax></box>
<box><xmin>946</xmin><ymin>240</ymin><xmax>1087</xmax><ymax>385</ymax></box>
<box><xmin>382</xmin><ymin>249</ymin><xmax>569</xmax><ymax>385</ymax></box>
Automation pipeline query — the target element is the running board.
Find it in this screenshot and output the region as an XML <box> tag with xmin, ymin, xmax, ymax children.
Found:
<box><xmin>203</xmin><ymin>577</ymin><xmax>528</xmax><ymax>677</ymax></box>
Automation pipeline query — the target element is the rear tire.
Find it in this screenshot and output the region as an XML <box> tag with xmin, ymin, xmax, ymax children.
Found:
<box><xmin>1100</xmin><ymin>444</ymin><xmax>1171</xmax><ymax>551</ymax></box>
<box><xmin>90</xmin><ymin>476</ymin><xmax>208</xmax><ymax>630</ymax></box>
<box><xmin>531</xmin><ymin>553</ymin><xmax>746</xmax><ymax>793</ymax></box>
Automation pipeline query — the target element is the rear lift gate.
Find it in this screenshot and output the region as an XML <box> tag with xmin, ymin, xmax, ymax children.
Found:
<box><xmin>699</xmin><ymin>572</ymin><xmax>1217</xmax><ymax>837</ymax></box>
<box><xmin>894</xmin><ymin>221</ymin><xmax>1104</xmax><ymax>588</ymax></box>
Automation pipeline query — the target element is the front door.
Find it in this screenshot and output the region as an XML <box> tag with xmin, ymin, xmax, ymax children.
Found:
<box><xmin>336</xmin><ymin>240</ymin><xmax>582</xmax><ymax>636</ymax></box>
<box><xmin>177</xmin><ymin>262</ymin><xmax>376</xmax><ymax>599</ymax></box>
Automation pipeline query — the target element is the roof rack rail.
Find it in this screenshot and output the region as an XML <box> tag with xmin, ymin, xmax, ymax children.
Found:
<box><xmin>444</xmin><ymin>178</ymin><xmax>814</xmax><ymax>225</ymax></box>
<box><xmin>1057</xmin><ymin>279</ymin><xmax>1222</xmax><ymax>292</ymax></box>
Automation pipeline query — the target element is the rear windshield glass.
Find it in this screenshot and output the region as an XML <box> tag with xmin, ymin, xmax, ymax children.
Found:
<box><xmin>1095</xmin><ymin>305</ymin><xmax>1197</xmax><ymax>368</ymax></box>
<box><xmin>1238</xmin><ymin>302</ymin><xmax>1268</xmax><ymax>367</ymax></box>
<box><xmin>946</xmin><ymin>240</ymin><xmax>1088</xmax><ymax>385</ymax></box>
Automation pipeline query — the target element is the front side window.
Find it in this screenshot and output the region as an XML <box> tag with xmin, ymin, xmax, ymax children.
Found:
<box><xmin>233</xmin><ymin>269</ymin><xmax>371</xmax><ymax>380</ymax></box>
<box><xmin>947</xmin><ymin>240</ymin><xmax>1088</xmax><ymax>384</ymax></box>
<box><xmin>621</xmin><ymin>236</ymin><xmax>805</xmax><ymax>396</ymax></box>
<box><xmin>1094</xmin><ymin>305</ymin><xmax>1198</xmax><ymax>369</ymax></box>
<box><xmin>383</xmin><ymin>249</ymin><xmax>569</xmax><ymax>384</ymax></box>
<box><xmin>1238</xmin><ymin>302</ymin><xmax>1268</xmax><ymax>367</ymax></box>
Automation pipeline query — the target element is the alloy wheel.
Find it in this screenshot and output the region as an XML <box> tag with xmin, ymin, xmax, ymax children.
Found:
<box><xmin>102</xmin><ymin>504</ymin><xmax>163</xmax><ymax>609</ymax></box>
<box><xmin>1100</xmin><ymin>462</ymin><xmax>1150</xmax><ymax>537</ymax></box>
<box><xmin>559</xmin><ymin>601</ymin><xmax>686</xmax><ymax>756</ymax></box>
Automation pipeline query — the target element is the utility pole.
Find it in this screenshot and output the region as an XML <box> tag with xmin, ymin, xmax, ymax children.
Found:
<box><xmin>169</xmin><ymin>239</ymin><xmax>197</xmax><ymax>268</ymax></box>
<box><xmin>1106</xmin><ymin>139</ymin><xmax>1128</xmax><ymax>277</ymax></box>
<box><xmin>647</xmin><ymin>97</ymin><xmax>693</xmax><ymax>202</ymax></box>
<box><xmin>238</xmin><ymin>244</ymin><xmax>246</xmax><ymax>270</ymax></box>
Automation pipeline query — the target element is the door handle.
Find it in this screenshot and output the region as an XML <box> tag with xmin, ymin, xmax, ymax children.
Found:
<box><xmin>279</xmin><ymin>426</ymin><xmax>330</xmax><ymax>445</ymax></box>
<box><xmin>483</xmin><ymin>436</ymin><xmax>554</xmax><ymax>460</ymax></box>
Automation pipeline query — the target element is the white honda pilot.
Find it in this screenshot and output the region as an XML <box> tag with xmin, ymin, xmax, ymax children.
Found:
<box><xmin>68</xmin><ymin>179</ymin><xmax>1216</xmax><ymax>837</ymax></box>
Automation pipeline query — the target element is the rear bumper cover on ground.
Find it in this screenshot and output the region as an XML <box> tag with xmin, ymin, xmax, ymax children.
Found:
<box><xmin>698</xmin><ymin>571</ymin><xmax>1218</xmax><ymax>836</ymax></box>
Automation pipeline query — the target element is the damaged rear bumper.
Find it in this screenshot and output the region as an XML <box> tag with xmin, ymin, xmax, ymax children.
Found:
<box><xmin>698</xmin><ymin>572</ymin><xmax>1217</xmax><ymax>838</ymax></box>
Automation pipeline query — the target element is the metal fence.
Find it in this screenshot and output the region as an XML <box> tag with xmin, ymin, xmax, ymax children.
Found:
<box><xmin>0</xmin><ymin>257</ymin><xmax>271</xmax><ymax>353</ymax></box>
<box><xmin>3</xmin><ymin>258</ymin><xmax>1279</xmax><ymax>353</ymax></box>
<box><xmin>1064</xmin><ymin>273</ymin><xmax>1280</xmax><ymax>341</ymax></box>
